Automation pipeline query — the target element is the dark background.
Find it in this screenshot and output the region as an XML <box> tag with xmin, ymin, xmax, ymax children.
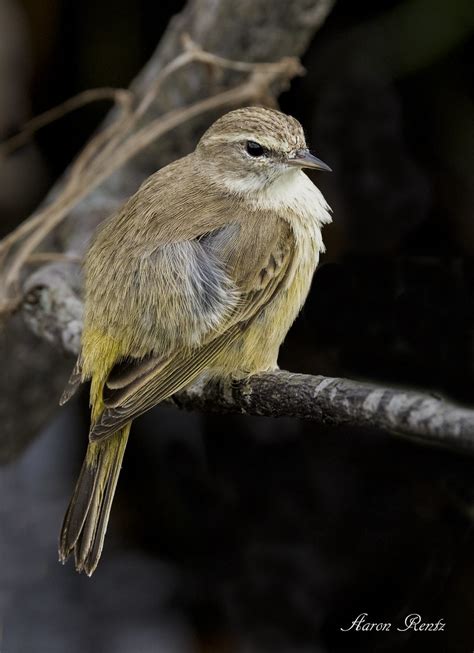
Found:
<box><xmin>1</xmin><ymin>1</ymin><xmax>473</xmax><ymax>652</ymax></box>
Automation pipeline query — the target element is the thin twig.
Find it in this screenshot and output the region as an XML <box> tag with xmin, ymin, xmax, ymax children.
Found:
<box><xmin>26</xmin><ymin>252</ymin><xmax>82</xmax><ymax>264</ymax></box>
<box><xmin>0</xmin><ymin>89</ymin><xmax>133</xmax><ymax>285</ymax></box>
<box><xmin>0</xmin><ymin>44</ymin><xmax>302</xmax><ymax>316</ymax></box>
<box><xmin>99</xmin><ymin>62</ymin><xmax>301</xmax><ymax>187</ymax></box>
<box><xmin>0</xmin><ymin>88</ymin><xmax>133</xmax><ymax>158</ymax></box>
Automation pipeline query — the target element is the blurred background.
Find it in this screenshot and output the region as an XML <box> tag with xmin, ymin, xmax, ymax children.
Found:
<box><xmin>0</xmin><ymin>0</ymin><xmax>473</xmax><ymax>651</ymax></box>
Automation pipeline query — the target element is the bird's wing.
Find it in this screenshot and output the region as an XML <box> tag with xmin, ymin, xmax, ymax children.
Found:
<box><xmin>88</xmin><ymin>221</ymin><xmax>294</xmax><ymax>442</ymax></box>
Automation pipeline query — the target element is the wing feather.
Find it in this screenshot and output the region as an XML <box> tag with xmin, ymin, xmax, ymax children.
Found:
<box><xmin>89</xmin><ymin>237</ymin><xmax>293</xmax><ymax>442</ymax></box>
<box><xmin>89</xmin><ymin>323</ymin><xmax>244</xmax><ymax>441</ymax></box>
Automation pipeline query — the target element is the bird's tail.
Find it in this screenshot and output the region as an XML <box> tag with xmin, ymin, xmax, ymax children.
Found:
<box><xmin>59</xmin><ymin>424</ymin><xmax>130</xmax><ymax>576</ymax></box>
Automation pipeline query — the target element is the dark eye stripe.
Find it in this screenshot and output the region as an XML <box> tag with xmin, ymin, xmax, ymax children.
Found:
<box><xmin>246</xmin><ymin>141</ymin><xmax>266</xmax><ymax>157</ymax></box>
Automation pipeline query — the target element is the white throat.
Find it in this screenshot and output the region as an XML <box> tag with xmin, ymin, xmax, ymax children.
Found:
<box><xmin>222</xmin><ymin>168</ymin><xmax>332</xmax><ymax>233</ymax></box>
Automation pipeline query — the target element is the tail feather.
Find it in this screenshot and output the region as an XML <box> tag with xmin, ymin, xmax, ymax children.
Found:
<box><xmin>59</xmin><ymin>425</ymin><xmax>130</xmax><ymax>576</ymax></box>
<box><xmin>59</xmin><ymin>456</ymin><xmax>97</xmax><ymax>551</ymax></box>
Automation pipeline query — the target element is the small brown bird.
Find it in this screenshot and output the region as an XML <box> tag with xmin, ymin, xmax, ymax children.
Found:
<box><xmin>59</xmin><ymin>106</ymin><xmax>332</xmax><ymax>575</ymax></box>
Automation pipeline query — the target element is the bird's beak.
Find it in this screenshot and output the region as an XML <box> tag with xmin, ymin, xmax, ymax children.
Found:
<box><xmin>288</xmin><ymin>149</ymin><xmax>332</xmax><ymax>172</ymax></box>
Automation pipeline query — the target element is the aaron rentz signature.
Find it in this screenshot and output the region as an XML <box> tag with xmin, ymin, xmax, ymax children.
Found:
<box><xmin>340</xmin><ymin>613</ymin><xmax>446</xmax><ymax>633</ymax></box>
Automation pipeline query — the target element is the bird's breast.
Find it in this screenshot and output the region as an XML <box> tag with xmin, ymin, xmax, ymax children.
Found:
<box><xmin>214</xmin><ymin>213</ymin><xmax>323</xmax><ymax>377</ymax></box>
<box><xmin>212</xmin><ymin>172</ymin><xmax>331</xmax><ymax>376</ymax></box>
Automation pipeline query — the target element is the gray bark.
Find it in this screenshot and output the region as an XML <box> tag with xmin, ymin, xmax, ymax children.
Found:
<box><xmin>173</xmin><ymin>372</ymin><xmax>474</xmax><ymax>453</ymax></box>
<box><xmin>0</xmin><ymin>315</ymin><xmax>71</xmax><ymax>464</ymax></box>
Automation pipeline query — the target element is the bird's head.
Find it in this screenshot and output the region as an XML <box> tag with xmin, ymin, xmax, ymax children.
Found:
<box><xmin>196</xmin><ymin>106</ymin><xmax>331</xmax><ymax>194</ymax></box>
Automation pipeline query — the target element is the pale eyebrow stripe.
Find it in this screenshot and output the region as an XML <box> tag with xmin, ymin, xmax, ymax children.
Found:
<box><xmin>204</xmin><ymin>133</ymin><xmax>289</xmax><ymax>150</ymax></box>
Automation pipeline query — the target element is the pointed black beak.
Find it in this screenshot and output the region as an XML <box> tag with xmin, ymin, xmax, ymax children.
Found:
<box><xmin>287</xmin><ymin>149</ymin><xmax>332</xmax><ymax>172</ymax></box>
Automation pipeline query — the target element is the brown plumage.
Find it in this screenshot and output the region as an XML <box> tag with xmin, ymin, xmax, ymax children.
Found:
<box><xmin>59</xmin><ymin>106</ymin><xmax>332</xmax><ymax>575</ymax></box>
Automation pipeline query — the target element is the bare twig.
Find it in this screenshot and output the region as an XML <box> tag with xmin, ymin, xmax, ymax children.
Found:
<box><xmin>0</xmin><ymin>42</ymin><xmax>301</xmax><ymax>316</ymax></box>
<box><xmin>26</xmin><ymin>252</ymin><xmax>82</xmax><ymax>264</ymax></box>
<box><xmin>0</xmin><ymin>88</ymin><xmax>133</xmax><ymax>158</ymax></box>
<box><xmin>0</xmin><ymin>88</ymin><xmax>134</xmax><ymax>305</ymax></box>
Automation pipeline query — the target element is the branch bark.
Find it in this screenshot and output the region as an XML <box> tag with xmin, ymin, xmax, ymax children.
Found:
<box><xmin>22</xmin><ymin>275</ymin><xmax>474</xmax><ymax>454</ymax></box>
<box><xmin>174</xmin><ymin>372</ymin><xmax>474</xmax><ymax>453</ymax></box>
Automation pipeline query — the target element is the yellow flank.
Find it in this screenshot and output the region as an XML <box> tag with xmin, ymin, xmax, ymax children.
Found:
<box><xmin>215</xmin><ymin>220</ymin><xmax>319</xmax><ymax>375</ymax></box>
<box><xmin>80</xmin><ymin>329</ymin><xmax>128</xmax><ymax>469</ymax></box>
<box><xmin>81</xmin><ymin>329</ymin><xmax>123</xmax><ymax>419</ymax></box>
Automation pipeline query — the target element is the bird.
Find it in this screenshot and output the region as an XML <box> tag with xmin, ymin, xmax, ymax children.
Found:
<box><xmin>58</xmin><ymin>106</ymin><xmax>332</xmax><ymax>575</ymax></box>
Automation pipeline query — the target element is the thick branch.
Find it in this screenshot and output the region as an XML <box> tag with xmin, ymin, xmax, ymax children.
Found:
<box><xmin>22</xmin><ymin>277</ymin><xmax>474</xmax><ymax>454</ymax></box>
<box><xmin>174</xmin><ymin>372</ymin><xmax>474</xmax><ymax>453</ymax></box>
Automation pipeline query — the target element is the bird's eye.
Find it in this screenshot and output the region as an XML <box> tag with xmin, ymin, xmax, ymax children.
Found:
<box><xmin>246</xmin><ymin>141</ymin><xmax>265</xmax><ymax>157</ymax></box>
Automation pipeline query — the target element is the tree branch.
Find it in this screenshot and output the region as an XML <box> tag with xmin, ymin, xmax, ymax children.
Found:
<box><xmin>22</xmin><ymin>274</ymin><xmax>474</xmax><ymax>454</ymax></box>
<box><xmin>174</xmin><ymin>372</ymin><xmax>474</xmax><ymax>454</ymax></box>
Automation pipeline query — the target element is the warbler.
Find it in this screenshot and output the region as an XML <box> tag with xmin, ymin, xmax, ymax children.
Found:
<box><xmin>59</xmin><ymin>106</ymin><xmax>332</xmax><ymax>575</ymax></box>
